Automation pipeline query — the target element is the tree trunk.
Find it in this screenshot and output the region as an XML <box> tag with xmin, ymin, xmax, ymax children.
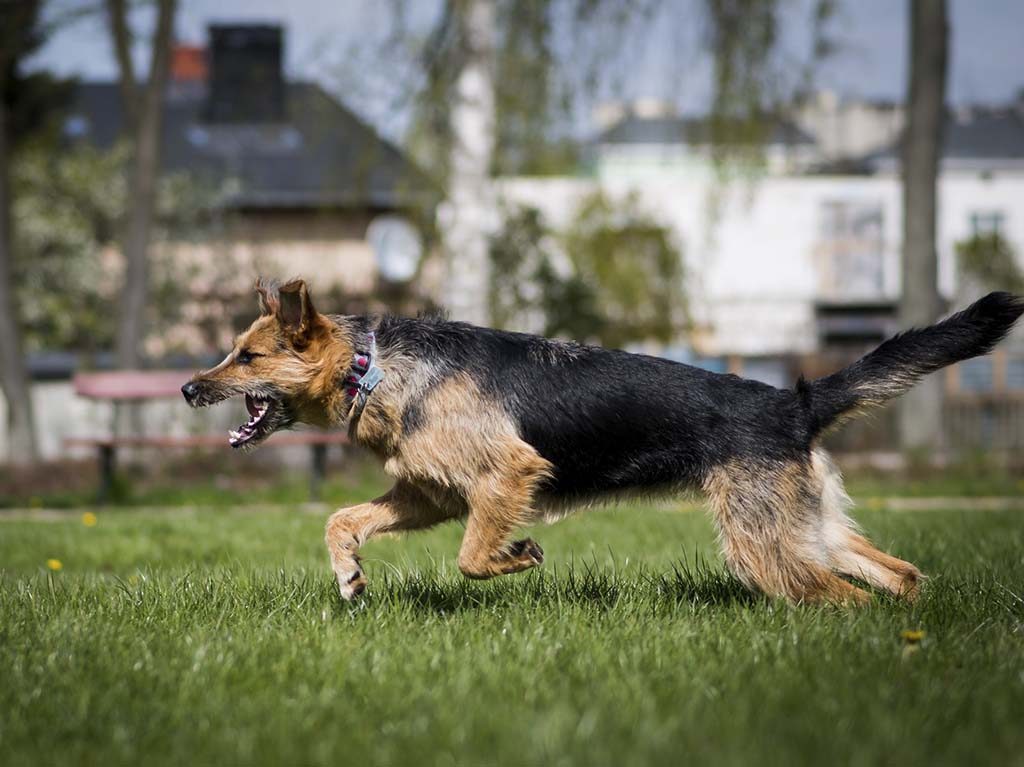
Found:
<box><xmin>442</xmin><ymin>0</ymin><xmax>496</xmax><ymax>326</ymax></box>
<box><xmin>112</xmin><ymin>0</ymin><xmax>176</xmax><ymax>369</ymax></box>
<box><xmin>899</xmin><ymin>0</ymin><xmax>948</xmax><ymax>452</ymax></box>
<box><xmin>0</xmin><ymin>97</ymin><xmax>39</xmax><ymax>462</ymax></box>
<box><xmin>106</xmin><ymin>0</ymin><xmax>138</xmax><ymax>135</ymax></box>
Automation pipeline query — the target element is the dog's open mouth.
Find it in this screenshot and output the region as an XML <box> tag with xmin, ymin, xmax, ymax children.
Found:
<box><xmin>229</xmin><ymin>394</ymin><xmax>277</xmax><ymax>448</ymax></box>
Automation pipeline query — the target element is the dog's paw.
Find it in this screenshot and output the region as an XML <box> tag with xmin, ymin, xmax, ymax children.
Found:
<box><xmin>335</xmin><ymin>563</ymin><xmax>368</xmax><ymax>601</ymax></box>
<box><xmin>508</xmin><ymin>538</ymin><xmax>544</xmax><ymax>566</ymax></box>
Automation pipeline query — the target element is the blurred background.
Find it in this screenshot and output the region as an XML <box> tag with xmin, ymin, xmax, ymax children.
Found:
<box><xmin>1</xmin><ymin>0</ymin><xmax>1023</xmax><ymax>504</ymax></box>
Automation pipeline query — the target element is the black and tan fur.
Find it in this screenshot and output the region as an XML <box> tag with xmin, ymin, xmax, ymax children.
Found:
<box><xmin>183</xmin><ymin>279</ymin><xmax>1024</xmax><ymax>604</ymax></box>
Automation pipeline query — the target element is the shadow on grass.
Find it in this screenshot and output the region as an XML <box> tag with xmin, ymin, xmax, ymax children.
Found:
<box><xmin>342</xmin><ymin>558</ymin><xmax>759</xmax><ymax>616</ymax></box>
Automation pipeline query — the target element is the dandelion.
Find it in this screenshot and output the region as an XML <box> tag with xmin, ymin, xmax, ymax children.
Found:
<box><xmin>901</xmin><ymin>629</ymin><xmax>925</xmax><ymax>661</ymax></box>
<box><xmin>81</xmin><ymin>512</ymin><xmax>98</xmax><ymax>527</ymax></box>
<box><xmin>46</xmin><ymin>559</ymin><xmax>63</xmax><ymax>571</ymax></box>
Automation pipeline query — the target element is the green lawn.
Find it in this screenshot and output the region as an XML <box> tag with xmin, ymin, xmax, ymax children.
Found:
<box><xmin>2</xmin><ymin>504</ymin><xmax>1023</xmax><ymax>766</ymax></box>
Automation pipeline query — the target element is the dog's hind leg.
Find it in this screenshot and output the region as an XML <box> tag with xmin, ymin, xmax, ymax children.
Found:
<box><xmin>812</xmin><ymin>449</ymin><xmax>923</xmax><ymax>600</ymax></box>
<box><xmin>704</xmin><ymin>458</ymin><xmax>871</xmax><ymax>605</ymax></box>
<box><xmin>326</xmin><ymin>482</ymin><xmax>448</xmax><ymax>600</ymax></box>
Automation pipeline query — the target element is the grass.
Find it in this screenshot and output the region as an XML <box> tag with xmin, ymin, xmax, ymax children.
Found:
<box><xmin>2</xmin><ymin>504</ymin><xmax>1024</xmax><ymax>766</ymax></box>
<box><xmin>3</xmin><ymin>453</ymin><xmax>1024</xmax><ymax>510</ymax></box>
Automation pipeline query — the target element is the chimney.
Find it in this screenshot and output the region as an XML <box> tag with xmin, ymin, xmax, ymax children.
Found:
<box><xmin>171</xmin><ymin>44</ymin><xmax>207</xmax><ymax>83</ymax></box>
<box><xmin>205</xmin><ymin>24</ymin><xmax>285</xmax><ymax>123</ymax></box>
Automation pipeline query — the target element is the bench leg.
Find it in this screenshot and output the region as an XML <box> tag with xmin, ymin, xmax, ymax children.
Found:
<box><xmin>98</xmin><ymin>444</ymin><xmax>116</xmax><ymax>505</ymax></box>
<box><xmin>310</xmin><ymin>443</ymin><xmax>328</xmax><ymax>501</ymax></box>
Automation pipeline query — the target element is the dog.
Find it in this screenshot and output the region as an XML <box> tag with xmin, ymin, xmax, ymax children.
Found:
<box><xmin>182</xmin><ymin>279</ymin><xmax>1023</xmax><ymax>604</ymax></box>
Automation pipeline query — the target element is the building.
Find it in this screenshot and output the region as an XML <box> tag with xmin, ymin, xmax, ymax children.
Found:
<box><xmin>63</xmin><ymin>24</ymin><xmax>438</xmax><ymax>354</ymax></box>
<box><xmin>589</xmin><ymin>99</ymin><xmax>820</xmax><ymax>179</ymax></box>
<box><xmin>1</xmin><ymin>24</ymin><xmax>439</xmax><ymax>461</ymax></box>
<box><xmin>495</xmin><ymin>95</ymin><xmax>1024</xmax><ymax>449</ymax></box>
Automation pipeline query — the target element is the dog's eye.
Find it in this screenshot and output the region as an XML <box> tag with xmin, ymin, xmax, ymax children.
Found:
<box><xmin>236</xmin><ymin>350</ymin><xmax>260</xmax><ymax>365</ymax></box>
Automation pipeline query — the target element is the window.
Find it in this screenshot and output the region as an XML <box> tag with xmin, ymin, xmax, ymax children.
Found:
<box><xmin>741</xmin><ymin>357</ymin><xmax>789</xmax><ymax>389</ymax></box>
<box><xmin>969</xmin><ymin>211</ymin><xmax>1005</xmax><ymax>237</ymax></box>
<box><xmin>818</xmin><ymin>200</ymin><xmax>885</xmax><ymax>300</ymax></box>
<box><xmin>187</xmin><ymin>125</ymin><xmax>210</xmax><ymax>147</ymax></box>
<box><xmin>63</xmin><ymin>115</ymin><xmax>89</xmax><ymax>138</ymax></box>
<box><xmin>1007</xmin><ymin>357</ymin><xmax>1024</xmax><ymax>391</ymax></box>
<box><xmin>959</xmin><ymin>357</ymin><xmax>994</xmax><ymax>393</ymax></box>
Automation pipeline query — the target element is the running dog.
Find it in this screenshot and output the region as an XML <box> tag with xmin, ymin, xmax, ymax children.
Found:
<box><xmin>181</xmin><ymin>279</ymin><xmax>1023</xmax><ymax>604</ymax></box>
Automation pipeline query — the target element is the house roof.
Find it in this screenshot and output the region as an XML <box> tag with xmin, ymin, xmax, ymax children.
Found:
<box><xmin>596</xmin><ymin>114</ymin><xmax>816</xmax><ymax>147</ymax></box>
<box><xmin>66</xmin><ymin>82</ymin><xmax>437</xmax><ymax>210</ymax></box>
<box><xmin>864</xmin><ymin>107</ymin><xmax>1024</xmax><ymax>170</ymax></box>
<box><xmin>944</xmin><ymin>108</ymin><xmax>1024</xmax><ymax>160</ymax></box>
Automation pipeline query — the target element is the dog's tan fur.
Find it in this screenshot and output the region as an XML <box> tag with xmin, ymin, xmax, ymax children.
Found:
<box><xmin>188</xmin><ymin>279</ymin><xmax>932</xmax><ymax>606</ymax></box>
<box><xmin>702</xmin><ymin>450</ymin><xmax>921</xmax><ymax>605</ymax></box>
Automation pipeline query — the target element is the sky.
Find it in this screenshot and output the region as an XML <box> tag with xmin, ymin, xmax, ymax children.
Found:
<box><xmin>27</xmin><ymin>0</ymin><xmax>1024</xmax><ymax>143</ymax></box>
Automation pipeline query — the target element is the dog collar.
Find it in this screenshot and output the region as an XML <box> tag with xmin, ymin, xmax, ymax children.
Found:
<box><xmin>345</xmin><ymin>331</ymin><xmax>384</xmax><ymax>420</ymax></box>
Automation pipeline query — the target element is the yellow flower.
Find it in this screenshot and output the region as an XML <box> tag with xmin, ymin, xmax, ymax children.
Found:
<box><xmin>901</xmin><ymin>629</ymin><xmax>925</xmax><ymax>643</ymax></box>
<box><xmin>81</xmin><ymin>512</ymin><xmax>98</xmax><ymax>527</ymax></box>
<box><xmin>46</xmin><ymin>559</ymin><xmax>63</xmax><ymax>571</ymax></box>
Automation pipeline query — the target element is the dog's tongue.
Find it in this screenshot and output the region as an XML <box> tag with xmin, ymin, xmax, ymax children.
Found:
<box><xmin>245</xmin><ymin>394</ymin><xmax>259</xmax><ymax>417</ymax></box>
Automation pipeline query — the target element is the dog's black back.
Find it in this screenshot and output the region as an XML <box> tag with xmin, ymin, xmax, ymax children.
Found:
<box><xmin>377</xmin><ymin>316</ymin><xmax>810</xmax><ymax>499</ymax></box>
<box><xmin>377</xmin><ymin>292</ymin><xmax>1023</xmax><ymax>501</ymax></box>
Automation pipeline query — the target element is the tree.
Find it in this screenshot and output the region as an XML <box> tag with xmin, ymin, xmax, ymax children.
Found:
<box><xmin>0</xmin><ymin>0</ymin><xmax>68</xmax><ymax>463</ymax></box>
<box><xmin>898</xmin><ymin>0</ymin><xmax>948</xmax><ymax>451</ymax></box>
<box><xmin>106</xmin><ymin>0</ymin><xmax>177</xmax><ymax>369</ymax></box>
<box><xmin>488</xmin><ymin>195</ymin><xmax>685</xmax><ymax>348</ymax></box>
<box><xmin>0</xmin><ymin>67</ymin><xmax>36</xmax><ymax>462</ymax></box>
<box><xmin>11</xmin><ymin>140</ymin><xmax>222</xmax><ymax>358</ymax></box>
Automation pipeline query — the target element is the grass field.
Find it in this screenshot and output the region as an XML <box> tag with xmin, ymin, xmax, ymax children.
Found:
<box><xmin>2</xmin><ymin>503</ymin><xmax>1023</xmax><ymax>766</ymax></box>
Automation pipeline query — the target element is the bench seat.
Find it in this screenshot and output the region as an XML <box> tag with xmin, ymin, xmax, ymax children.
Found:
<box><xmin>66</xmin><ymin>370</ymin><xmax>350</xmax><ymax>503</ymax></box>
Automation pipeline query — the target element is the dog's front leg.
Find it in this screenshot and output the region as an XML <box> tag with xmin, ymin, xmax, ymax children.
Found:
<box><xmin>325</xmin><ymin>482</ymin><xmax>443</xmax><ymax>600</ymax></box>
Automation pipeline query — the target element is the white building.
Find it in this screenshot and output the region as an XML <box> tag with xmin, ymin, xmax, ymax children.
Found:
<box><xmin>496</xmin><ymin>98</ymin><xmax>1024</xmax><ymax>429</ymax></box>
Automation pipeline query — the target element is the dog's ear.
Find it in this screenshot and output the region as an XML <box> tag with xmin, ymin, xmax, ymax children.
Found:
<box><xmin>255</xmin><ymin>278</ymin><xmax>279</xmax><ymax>316</ymax></box>
<box><xmin>277</xmin><ymin>278</ymin><xmax>320</xmax><ymax>347</ymax></box>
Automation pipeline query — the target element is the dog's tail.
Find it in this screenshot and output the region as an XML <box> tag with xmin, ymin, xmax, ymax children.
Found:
<box><xmin>798</xmin><ymin>291</ymin><xmax>1024</xmax><ymax>437</ymax></box>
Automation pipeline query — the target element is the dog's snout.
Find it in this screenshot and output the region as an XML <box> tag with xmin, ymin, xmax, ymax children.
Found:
<box><xmin>181</xmin><ymin>381</ymin><xmax>201</xmax><ymax>403</ymax></box>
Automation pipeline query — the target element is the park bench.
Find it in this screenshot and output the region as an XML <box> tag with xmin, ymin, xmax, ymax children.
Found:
<box><xmin>64</xmin><ymin>370</ymin><xmax>348</xmax><ymax>502</ymax></box>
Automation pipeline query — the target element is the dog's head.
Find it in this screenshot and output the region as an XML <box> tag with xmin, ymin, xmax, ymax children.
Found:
<box><xmin>182</xmin><ymin>278</ymin><xmax>352</xmax><ymax>450</ymax></box>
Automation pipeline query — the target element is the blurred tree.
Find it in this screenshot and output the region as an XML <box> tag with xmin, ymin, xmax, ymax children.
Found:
<box><xmin>899</xmin><ymin>0</ymin><xmax>947</xmax><ymax>451</ymax></box>
<box><xmin>407</xmin><ymin>0</ymin><xmax>662</xmax><ymax>184</ymax></box>
<box><xmin>0</xmin><ymin>0</ymin><xmax>75</xmax><ymax>462</ymax></box>
<box><xmin>10</xmin><ymin>140</ymin><xmax>219</xmax><ymax>356</ymax></box>
<box><xmin>398</xmin><ymin>0</ymin><xmax>836</xmax><ymax>329</ymax></box>
<box><xmin>489</xmin><ymin>195</ymin><xmax>684</xmax><ymax>348</ymax></box>
<box><xmin>561</xmin><ymin>191</ymin><xmax>685</xmax><ymax>347</ymax></box>
<box><xmin>703</xmin><ymin>0</ymin><xmax>837</xmax><ymax>175</ymax></box>
<box><xmin>956</xmin><ymin>233</ymin><xmax>1024</xmax><ymax>296</ymax></box>
<box><xmin>105</xmin><ymin>0</ymin><xmax>177</xmax><ymax>369</ymax></box>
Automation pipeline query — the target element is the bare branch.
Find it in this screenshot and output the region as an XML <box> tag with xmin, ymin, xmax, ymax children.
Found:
<box><xmin>105</xmin><ymin>0</ymin><xmax>138</xmax><ymax>133</ymax></box>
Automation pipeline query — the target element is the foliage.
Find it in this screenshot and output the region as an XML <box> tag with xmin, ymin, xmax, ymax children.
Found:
<box><xmin>11</xmin><ymin>142</ymin><xmax>125</xmax><ymax>352</ymax></box>
<box><xmin>490</xmin><ymin>0</ymin><xmax>580</xmax><ymax>176</ymax></box>
<box><xmin>955</xmin><ymin>232</ymin><xmax>1024</xmax><ymax>295</ymax></box>
<box><xmin>703</xmin><ymin>0</ymin><xmax>837</xmax><ymax>173</ymax></box>
<box><xmin>489</xmin><ymin>193</ymin><xmax>684</xmax><ymax>347</ymax></box>
<box><xmin>2</xmin><ymin>506</ymin><xmax>1024</xmax><ymax>765</ymax></box>
<box><xmin>561</xmin><ymin>191</ymin><xmax>685</xmax><ymax>347</ymax></box>
<box><xmin>408</xmin><ymin>0</ymin><xmax>657</xmax><ymax>184</ymax></box>
<box><xmin>11</xmin><ymin>139</ymin><xmax>227</xmax><ymax>354</ymax></box>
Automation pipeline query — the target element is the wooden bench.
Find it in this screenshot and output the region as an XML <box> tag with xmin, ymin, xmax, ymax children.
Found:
<box><xmin>65</xmin><ymin>370</ymin><xmax>348</xmax><ymax>502</ymax></box>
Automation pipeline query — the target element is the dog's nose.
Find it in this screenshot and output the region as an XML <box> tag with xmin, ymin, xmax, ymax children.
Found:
<box><xmin>181</xmin><ymin>382</ymin><xmax>200</xmax><ymax>403</ymax></box>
